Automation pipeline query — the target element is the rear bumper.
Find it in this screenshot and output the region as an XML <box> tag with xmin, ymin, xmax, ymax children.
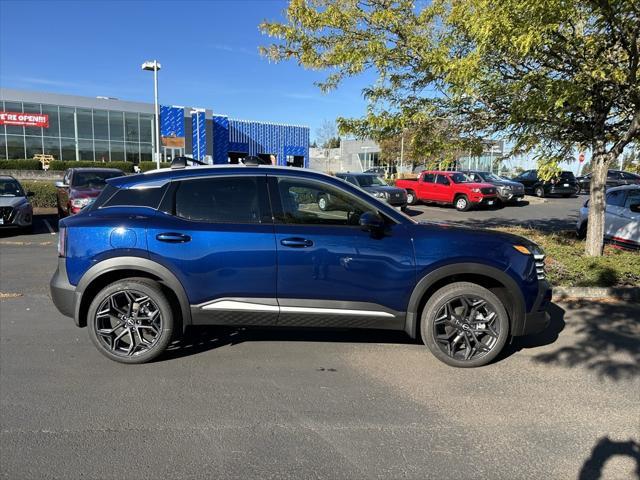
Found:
<box><xmin>519</xmin><ymin>281</ymin><xmax>552</xmax><ymax>336</ymax></box>
<box><xmin>50</xmin><ymin>257</ymin><xmax>78</xmax><ymax>322</ymax></box>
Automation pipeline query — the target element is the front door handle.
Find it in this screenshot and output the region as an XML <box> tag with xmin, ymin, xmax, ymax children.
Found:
<box><xmin>280</xmin><ymin>237</ymin><xmax>314</xmax><ymax>248</ymax></box>
<box><xmin>156</xmin><ymin>232</ymin><xmax>191</xmax><ymax>243</ymax></box>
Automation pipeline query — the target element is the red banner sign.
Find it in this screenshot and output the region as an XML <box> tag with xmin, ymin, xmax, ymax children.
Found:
<box><xmin>0</xmin><ymin>111</ymin><xmax>49</xmax><ymax>128</ymax></box>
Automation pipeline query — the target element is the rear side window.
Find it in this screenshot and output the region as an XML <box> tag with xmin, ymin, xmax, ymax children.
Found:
<box><xmin>102</xmin><ymin>185</ymin><xmax>167</xmax><ymax>209</ymax></box>
<box><xmin>422</xmin><ymin>173</ymin><xmax>435</xmax><ymax>183</ymax></box>
<box><xmin>560</xmin><ymin>171</ymin><xmax>576</xmax><ymax>180</ymax></box>
<box><xmin>174</xmin><ymin>176</ymin><xmax>269</xmax><ymax>224</ymax></box>
<box><xmin>606</xmin><ymin>190</ymin><xmax>626</xmax><ymax>207</ymax></box>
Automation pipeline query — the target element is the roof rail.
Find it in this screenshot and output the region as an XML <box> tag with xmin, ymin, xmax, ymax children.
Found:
<box><xmin>171</xmin><ymin>156</ymin><xmax>208</xmax><ymax>169</ymax></box>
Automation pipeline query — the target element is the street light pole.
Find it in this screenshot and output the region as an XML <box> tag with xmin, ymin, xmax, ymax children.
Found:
<box><xmin>142</xmin><ymin>60</ymin><xmax>162</xmax><ymax>169</ymax></box>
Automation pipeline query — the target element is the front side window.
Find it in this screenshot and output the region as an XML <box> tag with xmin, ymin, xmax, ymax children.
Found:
<box><xmin>174</xmin><ymin>176</ymin><xmax>267</xmax><ymax>224</ymax></box>
<box><xmin>449</xmin><ymin>173</ymin><xmax>470</xmax><ymax>184</ymax></box>
<box><xmin>275</xmin><ymin>177</ymin><xmax>374</xmax><ymax>226</ymax></box>
<box><xmin>623</xmin><ymin>189</ymin><xmax>640</xmax><ymax>209</ymax></box>
<box><xmin>621</xmin><ymin>172</ymin><xmax>640</xmax><ymax>180</ymax></box>
<box><xmin>436</xmin><ymin>174</ymin><xmax>451</xmax><ymax>185</ymax></box>
<box><xmin>357</xmin><ymin>175</ymin><xmax>387</xmax><ymax>187</ymax></box>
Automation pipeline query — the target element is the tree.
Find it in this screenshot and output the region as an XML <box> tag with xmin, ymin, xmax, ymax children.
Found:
<box><xmin>621</xmin><ymin>148</ymin><xmax>640</xmax><ymax>173</ymax></box>
<box><xmin>315</xmin><ymin>119</ymin><xmax>341</xmax><ymax>149</ymax></box>
<box><xmin>261</xmin><ymin>0</ymin><xmax>640</xmax><ymax>256</ymax></box>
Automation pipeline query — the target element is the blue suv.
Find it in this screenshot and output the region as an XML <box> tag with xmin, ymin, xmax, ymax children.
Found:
<box><xmin>50</xmin><ymin>165</ymin><xmax>551</xmax><ymax>367</ymax></box>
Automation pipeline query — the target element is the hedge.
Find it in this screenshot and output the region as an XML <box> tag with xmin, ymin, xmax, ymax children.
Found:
<box><xmin>49</xmin><ymin>160</ymin><xmax>134</xmax><ymax>172</ymax></box>
<box><xmin>0</xmin><ymin>159</ymin><xmax>43</xmax><ymax>170</ymax></box>
<box><xmin>20</xmin><ymin>180</ymin><xmax>58</xmax><ymax>209</ymax></box>
<box><xmin>139</xmin><ymin>161</ymin><xmax>171</xmax><ymax>172</ymax></box>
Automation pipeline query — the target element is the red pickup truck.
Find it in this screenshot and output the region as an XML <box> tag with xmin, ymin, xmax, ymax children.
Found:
<box><xmin>396</xmin><ymin>171</ymin><xmax>498</xmax><ymax>211</ymax></box>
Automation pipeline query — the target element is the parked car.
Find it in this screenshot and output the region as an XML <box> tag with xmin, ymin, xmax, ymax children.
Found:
<box><xmin>576</xmin><ymin>185</ymin><xmax>639</xmax><ymax>250</ymax></box>
<box><xmin>51</xmin><ymin>165</ymin><xmax>551</xmax><ymax>368</ymax></box>
<box><xmin>365</xmin><ymin>165</ymin><xmax>397</xmax><ymax>176</ymax></box>
<box><xmin>56</xmin><ymin>168</ymin><xmax>125</xmax><ymax>218</ymax></box>
<box><xmin>335</xmin><ymin>172</ymin><xmax>407</xmax><ymax>210</ymax></box>
<box><xmin>396</xmin><ymin>171</ymin><xmax>498</xmax><ymax>211</ymax></box>
<box><xmin>462</xmin><ymin>170</ymin><xmax>525</xmax><ymax>204</ymax></box>
<box><xmin>512</xmin><ymin>170</ymin><xmax>577</xmax><ymax>198</ymax></box>
<box><xmin>575</xmin><ymin>170</ymin><xmax>640</xmax><ymax>194</ymax></box>
<box><xmin>0</xmin><ymin>175</ymin><xmax>34</xmax><ymax>232</ymax></box>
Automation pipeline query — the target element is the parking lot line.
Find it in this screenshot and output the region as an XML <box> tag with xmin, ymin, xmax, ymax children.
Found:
<box><xmin>43</xmin><ymin>219</ymin><xmax>56</xmax><ymax>235</ymax></box>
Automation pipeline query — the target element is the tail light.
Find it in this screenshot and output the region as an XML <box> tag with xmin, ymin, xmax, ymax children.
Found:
<box><xmin>58</xmin><ymin>226</ymin><xmax>67</xmax><ymax>257</ymax></box>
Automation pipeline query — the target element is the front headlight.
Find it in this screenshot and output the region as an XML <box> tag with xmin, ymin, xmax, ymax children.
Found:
<box><xmin>373</xmin><ymin>191</ymin><xmax>388</xmax><ymax>199</ymax></box>
<box><xmin>71</xmin><ymin>198</ymin><xmax>92</xmax><ymax>208</ymax></box>
<box><xmin>471</xmin><ymin>188</ymin><xmax>481</xmax><ymax>193</ymax></box>
<box><xmin>500</xmin><ymin>185</ymin><xmax>513</xmax><ymax>191</ymax></box>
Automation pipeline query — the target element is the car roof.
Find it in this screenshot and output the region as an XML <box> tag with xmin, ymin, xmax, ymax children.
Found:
<box><xmin>70</xmin><ymin>167</ymin><xmax>125</xmax><ymax>173</ymax></box>
<box><xmin>607</xmin><ymin>184</ymin><xmax>640</xmax><ymax>193</ymax></box>
<box><xmin>336</xmin><ymin>172</ymin><xmax>377</xmax><ymax>176</ymax></box>
<box><xmin>108</xmin><ymin>165</ymin><xmax>337</xmax><ymax>189</ymax></box>
<box><xmin>0</xmin><ymin>175</ymin><xmax>19</xmax><ymax>181</ymax></box>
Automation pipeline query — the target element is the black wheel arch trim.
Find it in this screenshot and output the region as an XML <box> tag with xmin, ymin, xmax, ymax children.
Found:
<box><xmin>74</xmin><ymin>256</ymin><xmax>192</xmax><ymax>330</ymax></box>
<box><xmin>404</xmin><ymin>262</ymin><xmax>526</xmax><ymax>339</ymax></box>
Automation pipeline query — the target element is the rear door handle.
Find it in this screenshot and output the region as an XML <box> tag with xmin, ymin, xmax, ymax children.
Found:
<box><xmin>280</xmin><ymin>237</ymin><xmax>314</xmax><ymax>248</ymax></box>
<box><xmin>156</xmin><ymin>232</ymin><xmax>191</xmax><ymax>243</ymax></box>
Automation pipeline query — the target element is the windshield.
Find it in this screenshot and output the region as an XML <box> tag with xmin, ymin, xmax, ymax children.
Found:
<box><xmin>72</xmin><ymin>171</ymin><xmax>123</xmax><ymax>188</ymax></box>
<box><xmin>450</xmin><ymin>173</ymin><xmax>471</xmax><ymax>184</ymax></box>
<box><xmin>0</xmin><ymin>178</ymin><xmax>25</xmax><ymax>197</ymax></box>
<box><xmin>357</xmin><ymin>175</ymin><xmax>388</xmax><ymax>187</ymax></box>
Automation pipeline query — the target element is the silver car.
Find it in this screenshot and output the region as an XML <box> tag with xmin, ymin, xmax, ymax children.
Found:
<box><xmin>0</xmin><ymin>175</ymin><xmax>34</xmax><ymax>232</ymax></box>
<box><xmin>577</xmin><ymin>185</ymin><xmax>640</xmax><ymax>250</ymax></box>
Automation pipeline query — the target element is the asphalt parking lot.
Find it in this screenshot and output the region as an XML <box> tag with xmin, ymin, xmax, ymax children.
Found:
<box><xmin>1</xmin><ymin>201</ymin><xmax>639</xmax><ymax>480</ymax></box>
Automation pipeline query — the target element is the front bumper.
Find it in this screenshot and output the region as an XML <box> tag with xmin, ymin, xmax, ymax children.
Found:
<box><xmin>50</xmin><ymin>257</ymin><xmax>78</xmax><ymax>322</ymax></box>
<box><xmin>520</xmin><ymin>280</ymin><xmax>552</xmax><ymax>335</ymax></box>
<box><xmin>470</xmin><ymin>195</ymin><xmax>498</xmax><ymax>205</ymax></box>
<box><xmin>0</xmin><ymin>206</ymin><xmax>33</xmax><ymax>227</ymax></box>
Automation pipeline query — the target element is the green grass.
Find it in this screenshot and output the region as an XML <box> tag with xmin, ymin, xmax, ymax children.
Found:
<box><xmin>495</xmin><ymin>226</ymin><xmax>640</xmax><ymax>287</ymax></box>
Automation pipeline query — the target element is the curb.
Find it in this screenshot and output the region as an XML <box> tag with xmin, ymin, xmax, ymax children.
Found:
<box><xmin>553</xmin><ymin>286</ymin><xmax>640</xmax><ymax>302</ymax></box>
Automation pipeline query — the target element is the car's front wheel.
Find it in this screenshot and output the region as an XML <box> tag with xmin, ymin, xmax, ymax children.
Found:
<box><xmin>406</xmin><ymin>190</ymin><xmax>417</xmax><ymax>205</ymax></box>
<box><xmin>318</xmin><ymin>194</ymin><xmax>329</xmax><ymax>211</ymax></box>
<box><xmin>87</xmin><ymin>278</ymin><xmax>174</xmax><ymax>364</ymax></box>
<box><xmin>535</xmin><ymin>186</ymin><xmax>545</xmax><ymax>198</ymax></box>
<box><xmin>420</xmin><ymin>282</ymin><xmax>509</xmax><ymax>367</ymax></box>
<box><xmin>454</xmin><ymin>195</ymin><xmax>471</xmax><ymax>211</ymax></box>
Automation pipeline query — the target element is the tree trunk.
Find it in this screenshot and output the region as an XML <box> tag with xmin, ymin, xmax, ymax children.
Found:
<box><xmin>585</xmin><ymin>151</ymin><xmax>610</xmax><ymax>256</ymax></box>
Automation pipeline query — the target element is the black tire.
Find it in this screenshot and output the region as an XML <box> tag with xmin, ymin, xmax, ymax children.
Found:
<box><xmin>317</xmin><ymin>194</ymin><xmax>329</xmax><ymax>211</ymax></box>
<box><xmin>420</xmin><ymin>282</ymin><xmax>509</xmax><ymax>368</ymax></box>
<box><xmin>87</xmin><ymin>278</ymin><xmax>174</xmax><ymax>364</ymax></box>
<box><xmin>577</xmin><ymin>221</ymin><xmax>587</xmax><ymax>239</ymax></box>
<box><xmin>454</xmin><ymin>195</ymin><xmax>471</xmax><ymax>212</ymax></box>
<box><xmin>406</xmin><ymin>190</ymin><xmax>417</xmax><ymax>205</ymax></box>
<box><xmin>534</xmin><ymin>186</ymin><xmax>545</xmax><ymax>198</ymax></box>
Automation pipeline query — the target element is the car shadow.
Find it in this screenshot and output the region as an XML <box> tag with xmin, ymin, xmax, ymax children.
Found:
<box><xmin>160</xmin><ymin>326</ymin><xmax>417</xmax><ymax>361</ymax></box>
<box><xmin>494</xmin><ymin>302</ymin><xmax>566</xmax><ymax>363</ymax></box>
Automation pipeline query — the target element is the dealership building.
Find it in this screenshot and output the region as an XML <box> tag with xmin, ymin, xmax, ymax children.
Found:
<box><xmin>0</xmin><ymin>88</ymin><xmax>309</xmax><ymax>167</ymax></box>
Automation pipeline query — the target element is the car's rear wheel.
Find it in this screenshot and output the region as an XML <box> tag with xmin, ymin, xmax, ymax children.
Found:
<box><xmin>535</xmin><ymin>186</ymin><xmax>545</xmax><ymax>198</ymax></box>
<box><xmin>87</xmin><ymin>278</ymin><xmax>173</xmax><ymax>364</ymax></box>
<box><xmin>420</xmin><ymin>282</ymin><xmax>509</xmax><ymax>367</ymax></box>
<box><xmin>454</xmin><ymin>195</ymin><xmax>470</xmax><ymax>212</ymax></box>
<box><xmin>406</xmin><ymin>190</ymin><xmax>417</xmax><ymax>205</ymax></box>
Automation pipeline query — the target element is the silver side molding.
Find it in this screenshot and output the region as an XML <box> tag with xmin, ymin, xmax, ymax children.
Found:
<box><xmin>199</xmin><ymin>299</ymin><xmax>394</xmax><ymax>317</ymax></box>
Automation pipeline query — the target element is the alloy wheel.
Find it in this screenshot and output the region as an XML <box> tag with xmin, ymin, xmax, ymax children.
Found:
<box><xmin>318</xmin><ymin>196</ymin><xmax>328</xmax><ymax>210</ymax></box>
<box><xmin>94</xmin><ymin>289</ymin><xmax>163</xmax><ymax>357</ymax></box>
<box><xmin>456</xmin><ymin>197</ymin><xmax>468</xmax><ymax>210</ymax></box>
<box><xmin>432</xmin><ymin>295</ymin><xmax>501</xmax><ymax>361</ymax></box>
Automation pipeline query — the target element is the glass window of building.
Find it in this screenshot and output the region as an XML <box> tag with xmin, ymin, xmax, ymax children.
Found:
<box><xmin>59</xmin><ymin>107</ymin><xmax>75</xmax><ymax>138</ymax></box>
<box><xmin>140</xmin><ymin>143</ymin><xmax>152</xmax><ymax>162</ymax></box>
<box><xmin>78</xmin><ymin>139</ymin><xmax>94</xmax><ymax>161</ymax></box>
<box><xmin>43</xmin><ymin>137</ymin><xmax>61</xmax><ymax>160</ymax></box>
<box><xmin>0</xmin><ymin>134</ymin><xmax>7</xmax><ymax>160</ymax></box>
<box><xmin>94</xmin><ymin>140</ymin><xmax>109</xmax><ymax>162</ymax></box>
<box><xmin>109</xmin><ymin>111</ymin><xmax>124</xmax><ymax>141</ymax></box>
<box><xmin>25</xmin><ymin>136</ymin><xmax>43</xmax><ymax>158</ymax></box>
<box><xmin>23</xmin><ymin>103</ymin><xmax>43</xmax><ymax>137</ymax></box>
<box><xmin>126</xmin><ymin>142</ymin><xmax>139</xmax><ymax>163</ymax></box>
<box><xmin>125</xmin><ymin>113</ymin><xmax>139</xmax><ymax>143</ymax></box>
<box><xmin>77</xmin><ymin>109</ymin><xmax>93</xmax><ymax>139</ymax></box>
<box><xmin>139</xmin><ymin>114</ymin><xmax>153</xmax><ymax>144</ymax></box>
<box><xmin>6</xmin><ymin>135</ymin><xmax>25</xmax><ymax>159</ymax></box>
<box><xmin>4</xmin><ymin>101</ymin><xmax>24</xmax><ymax>136</ymax></box>
<box><xmin>110</xmin><ymin>141</ymin><xmax>124</xmax><ymax>161</ymax></box>
<box><xmin>41</xmin><ymin>104</ymin><xmax>60</xmax><ymax>138</ymax></box>
<box><xmin>93</xmin><ymin>109</ymin><xmax>109</xmax><ymax>140</ymax></box>
<box><xmin>61</xmin><ymin>138</ymin><xmax>76</xmax><ymax>161</ymax></box>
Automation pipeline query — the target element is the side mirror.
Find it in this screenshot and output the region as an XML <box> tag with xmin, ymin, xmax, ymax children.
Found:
<box><xmin>629</xmin><ymin>203</ymin><xmax>640</xmax><ymax>213</ymax></box>
<box><xmin>55</xmin><ymin>181</ymin><xmax>67</xmax><ymax>188</ymax></box>
<box><xmin>26</xmin><ymin>191</ymin><xmax>35</xmax><ymax>197</ymax></box>
<box><xmin>359</xmin><ymin>211</ymin><xmax>386</xmax><ymax>235</ymax></box>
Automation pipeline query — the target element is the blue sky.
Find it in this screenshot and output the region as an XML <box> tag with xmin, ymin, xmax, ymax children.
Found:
<box><xmin>0</xmin><ymin>0</ymin><xmax>371</xmax><ymax>140</ymax></box>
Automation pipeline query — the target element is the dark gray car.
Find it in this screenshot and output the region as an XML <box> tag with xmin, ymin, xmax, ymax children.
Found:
<box><xmin>335</xmin><ymin>173</ymin><xmax>408</xmax><ymax>209</ymax></box>
<box><xmin>0</xmin><ymin>175</ymin><xmax>34</xmax><ymax>232</ymax></box>
<box><xmin>463</xmin><ymin>171</ymin><xmax>525</xmax><ymax>203</ymax></box>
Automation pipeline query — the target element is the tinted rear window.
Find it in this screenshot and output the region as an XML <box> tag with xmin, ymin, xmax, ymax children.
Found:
<box><xmin>72</xmin><ymin>170</ymin><xmax>123</xmax><ymax>187</ymax></box>
<box><xmin>560</xmin><ymin>171</ymin><xmax>576</xmax><ymax>180</ymax></box>
<box><xmin>102</xmin><ymin>185</ymin><xmax>167</xmax><ymax>209</ymax></box>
